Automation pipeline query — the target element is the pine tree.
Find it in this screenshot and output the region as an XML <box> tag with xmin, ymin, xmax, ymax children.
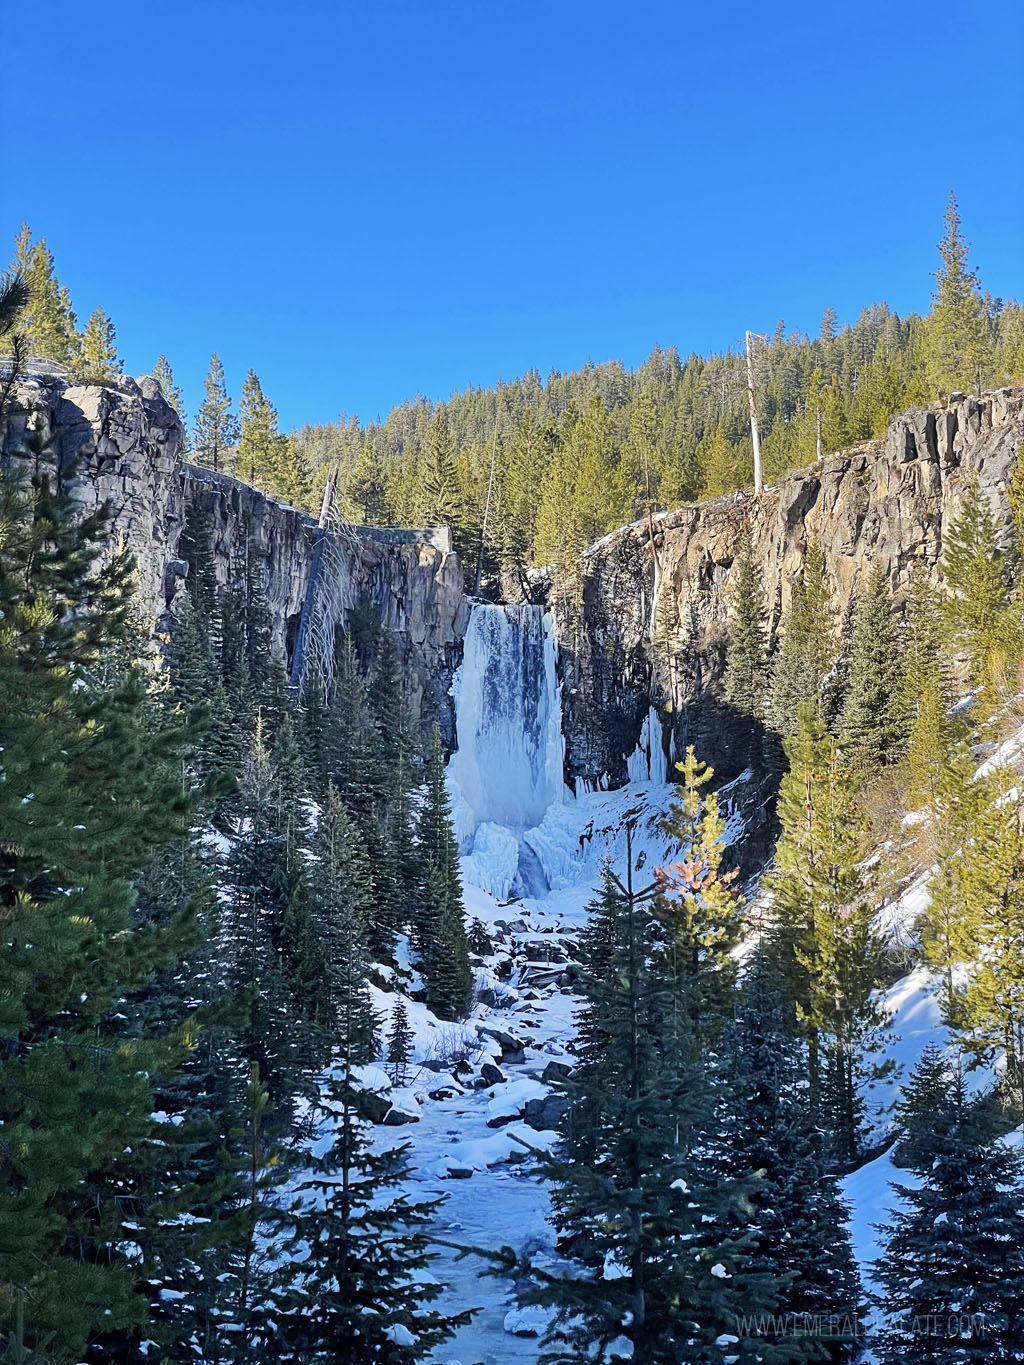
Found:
<box><xmin>654</xmin><ymin>746</ymin><xmax>744</xmax><ymax>1052</ymax></box>
<box><xmin>873</xmin><ymin>1056</ymin><xmax>1024</xmax><ymax>1363</ymax></box>
<box><xmin>387</xmin><ymin>995</ymin><xmax>414</xmax><ymax>1084</ymax></box>
<box><xmin>837</xmin><ymin>568</ymin><xmax>907</xmax><ymax>768</ymax></box>
<box><xmin>723</xmin><ymin>544</ymin><xmax>768</xmax><ymax>761</ymax></box>
<box><xmin>270</xmin><ymin>1070</ymin><xmax>466</xmax><ymax>1362</ymax></box>
<box><xmin>414</xmin><ymin>724</ymin><xmax>472</xmax><ymax>1020</ymax></box>
<box><xmin>238</xmin><ymin>369</ymin><xmax>304</xmax><ymax>504</ymax></box>
<box><xmin>9</xmin><ymin>224</ymin><xmax>80</xmax><ymax>365</ymax></box>
<box><xmin>715</xmin><ymin>954</ymin><xmax>863</xmax><ymax>1360</ymax></box>
<box><xmin>0</xmin><ymin>434</ymin><xmax>193</xmax><ymax>1358</ymax></box>
<box><xmin>699</xmin><ymin>424</ymin><xmax>744</xmax><ymax>498</ymax></box>
<box><xmin>192</xmin><ymin>353</ymin><xmax>239</xmax><ymax>472</ymax></box>
<box><xmin>768</xmin><ymin>542</ymin><xmax>835</xmax><ymax>738</ymax></box>
<box><xmin>418</xmin><ymin>404</ymin><xmax>463</xmax><ymax>534</ymax></box>
<box><xmin>510</xmin><ymin>835</ymin><xmax>792</xmax><ymax>1365</ymax></box>
<box><xmin>924</xmin><ymin>763</ymin><xmax>1024</xmax><ymax>1116</ymax></box>
<box><xmin>905</xmin><ymin>675</ymin><xmax>958</xmax><ymax>812</ymax></box>
<box><xmin>923</xmin><ymin>192</ymin><xmax>993</xmax><ymax>397</ymax></box>
<box><xmin>942</xmin><ymin>473</ymin><xmax>1009</xmax><ymax>688</ymax></box>
<box><xmin>222</xmin><ymin>722</ymin><xmax>303</xmax><ymax>1102</ymax></box>
<box><xmin>150</xmin><ymin>354</ymin><xmax>186</xmax><ymax>426</ymax></box>
<box><xmin>899</xmin><ymin>561</ymin><xmax>951</xmax><ymax>718</ymax></box>
<box><xmin>74</xmin><ymin>306</ymin><xmax>122</xmax><ymax>383</ymax></box>
<box><xmin>307</xmin><ymin>786</ymin><xmax>378</xmax><ymax>1049</ymax></box>
<box><xmin>769</xmin><ymin>704</ymin><xmax>892</xmax><ymax>1163</ymax></box>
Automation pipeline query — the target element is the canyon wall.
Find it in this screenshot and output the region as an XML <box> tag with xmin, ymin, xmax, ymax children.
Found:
<box><xmin>0</xmin><ymin>374</ymin><xmax>467</xmax><ymax>736</ymax></box>
<box><xmin>5</xmin><ymin>372</ymin><xmax>1023</xmax><ymax>786</ymax></box>
<box><xmin>554</xmin><ymin>387</ymin><xmax>1024</xmax><ymax>788</ymax></box>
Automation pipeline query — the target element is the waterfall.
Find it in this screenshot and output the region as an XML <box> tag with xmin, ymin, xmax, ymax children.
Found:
<box><xmin>448</xmin><ymin>603</ymin><xmax>566</xmax><ymax>899</ymax></box>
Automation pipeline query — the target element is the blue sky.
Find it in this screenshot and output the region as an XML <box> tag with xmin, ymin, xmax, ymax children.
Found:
<box><xmin>3</xmin><ymin>0</ymin><xmax>1021</xmax><ymax>430</ymax></box>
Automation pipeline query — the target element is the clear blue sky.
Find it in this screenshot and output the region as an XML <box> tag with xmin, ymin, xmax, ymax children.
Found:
<box><xmin>3</xmin><ymin>0</ymin><xmax>1021</xmax><ymax>431</ymax></box>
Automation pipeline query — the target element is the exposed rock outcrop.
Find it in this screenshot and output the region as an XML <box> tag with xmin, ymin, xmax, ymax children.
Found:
<box><xmin>6</xmin><ymin>370</ymin><xmax>1022</xmax><ymax>785</ymax></box>
<box><xmin>0</xmin><ymin>374</ymin><xmax>468</xmax><ymax>735</ymax></box>
<box><xmin>554</xmin><ymin>388</ymin><xmax>1024</xmax><ymax>788</ymax></box>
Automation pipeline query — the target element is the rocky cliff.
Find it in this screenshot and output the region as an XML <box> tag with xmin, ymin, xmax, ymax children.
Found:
<box><xmin>554</xmin><ymin>387</ymin><xmax>1024</xmax><ymax>788</ymax></box>
<box><xmin>6</xmin><ymin>372</ymin><xmax>1023</xmax><ymax>788</ymax></box>
<box><xmin>0</xmin><ymin>374</ymin><xmax>468</xmax><ymax>736</ymax></box>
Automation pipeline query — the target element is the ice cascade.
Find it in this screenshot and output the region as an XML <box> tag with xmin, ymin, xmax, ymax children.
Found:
<box><xmin>448</xmin><ymin>603</ymin><xmax>567</xmax><ymax>899</ymax></box>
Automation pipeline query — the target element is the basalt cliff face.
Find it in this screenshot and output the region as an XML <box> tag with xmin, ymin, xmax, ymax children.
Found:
<box><xmin>6</xmin><ymin>374</ymin><xmax>1023</xmax><ymax>786</ymax></box>
<box><xmin>0</xmin><ymin>375</ymin><xmax>467</xmax><ymax>736</ymax></box>
<box><xmin>554</xmin><ymin>387</ymin><xmax>1024</xmax><ymax>789</ymax></box>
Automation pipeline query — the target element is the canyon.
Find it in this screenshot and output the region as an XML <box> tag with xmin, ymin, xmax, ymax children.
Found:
<box><xmin>3</xmin><ymin>372</ymin><xmax>1022</xmax><ymax>789</ymax></box>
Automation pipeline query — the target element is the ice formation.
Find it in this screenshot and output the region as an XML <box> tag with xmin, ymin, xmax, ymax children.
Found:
<box><xmin>448</xmin><ymin>603</ymin><xmax>568</xmax><ymax>899</ymax></box>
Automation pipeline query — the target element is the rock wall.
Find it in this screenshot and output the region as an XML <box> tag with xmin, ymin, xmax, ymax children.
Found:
<box><xmin>554</xmin><ymin>387</ymin><xmax>1024</xmax><ymax>788</ymax></box>
<box><xmin>6</xmin><ymin>371</ymin><xmax>1022</xmax><ymax>786</ymax></box>
<box><xmin>0</xmin><ymin>375</ymin><xmax>468</xmax><ymax>736</ymax></box>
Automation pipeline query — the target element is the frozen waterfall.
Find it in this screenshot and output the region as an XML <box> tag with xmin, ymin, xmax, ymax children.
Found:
<box><xmin>448</xmin><ymin>603</ymin><xmax>567</xmax><ymax>899</ymax></box>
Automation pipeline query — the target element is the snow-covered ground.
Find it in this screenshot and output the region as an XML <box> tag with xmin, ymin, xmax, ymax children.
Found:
<box><xmin>365</xmin><ymin>609</ymin><xmax>1024</xmax><ymax>1362</ymax></box>
<box><xmin>371</xmin><ymin>773</ymin><xmax>683</xmax><ymax>1364</ymax></box>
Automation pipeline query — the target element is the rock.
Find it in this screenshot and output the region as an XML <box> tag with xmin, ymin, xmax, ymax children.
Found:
<box><xmin>541</xmin><ymin>1060</ymin><xmax>574</xmax><ymax>1083</ymax></box>
<box><xmin>480</xmin><ymin>1062</ymin><xmax>506</xmax><ymax>1086</ymax></box>
<box><xmin>382</xmin><ymin>1103</ymin><xmax>420</xmax><ymax>1126</ymax></box>
<box><xmin>0</xmin><ymin>378</ymin><xmax>468</xmax><ymax>747</ymax></box>
<box><xmin>477</xmin><ymin>1025</ymin><xmax>528</xmax><ymax>1064</ymax></box>
<box><xmin>445</xmin><ymin>1165</ymin><xmax>474</xmax><ymax>1179</ymax></box>
<box><xmin>428</xmin><ymin>1085</ymin><xmax>463</xmax><ymax>1101</ymax></box>
<box><xmin>523</xmin><ymin>1095</ymin><xmax>569</xmax><ymax>1131</ymax></box>
<box><xmin>361</xmin><ymin>1091</ymin><xmax>392</xmax><ymax>1124</ymax></box>
<box><xmin>419</xmin><ymin>1059</ymin><xmax>449</xmax><ymax>1073</ymax></box>
<box><xmin>553</xmin><ymin>389</ymin><xmax>1024</xmax><ymax>830</ymax></box>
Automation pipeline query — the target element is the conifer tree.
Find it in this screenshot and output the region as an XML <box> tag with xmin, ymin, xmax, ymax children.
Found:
<box><xmin>723</xmin><ymin>545</ymin><xmax>768</xmax><ymax>760</ymax></box>
<box><xmin>387</xmin><ymin>996</ymin><xmax>414</xmax><ymax>1084</ymax></box>
<box><xmin>923</xmin><ymin>764</ymin><xmax>1024</xmax><ymax>1116</ymax></box>
<box><xmin>270</xmin><ymin>1068</ymin><xmax>465</xmax><ymax>1362</ymax></box>
<box><xmin>418</xmin><ymin>404</ymin><xmax>463</xmax><ymax>533</ymax></box>
<box><xmin>349</xmin><ymin>440</ymin><xmax>391</xmax><ymax>523</ymax></box>
<box><xmin>837</xmin><ymin>567</ymin><xmax>907</xmax><ymax>768</ymax></box>
<box><xmin>655</xmin><ymin>746</ymin><xmax>744</xmax><ymax>1051</ymax></box>
<box><xmin>699</xmin><ymin>424</ymin><xmax>744</xmax><ymax>497</ymax></box>
<box><xmin>923</xmin><ymin>192</ymin><xmax>992</xmax><ymax>397</ymax></box>
<box><xmin>192</xmin><ymin>353</ymin><xmax>239</xmax><ymax>472</ymax></box>
<box><xmin>942</xmin><ymin>473</ymin><xmax>1009</xmax><ymax>688</ymax></box>
<box><xmin>873</xmin><ymin>1056</ymin><xmax>1024</xmax><ymax>1363</ymax></box>
<box><xmin>899</xmin><ymin>561</ymin><xmax>951</xmax><ymax>718</ymax></box>
<box><xmin>768</xmin><ymin>543</ymin><xmax>835</xmax><ymax>738</ymax></box>
<box><xmin>0</xmin><ymin>435</ymin><xmax>192</xmax><ymax>1358</ymax></box>
<box><xmin>238</xmin><ymin>369</ymin><xmax>304</xmax><ymax>504</ymax></box>
<box><xmin>151</xmin><ymin>354</ymin><xmax>186</xmax><ymax>426</ymax></box>
<box><xmin>769</xmin><ymin>704</ymin><xmax>892</xmax><ymax>1162</ymax></box>
<box><xmin>715</xmin><ymin>955</ymin><xmax>863</xmax><ymax>1360</ymax></box>
<box><xmin>905</xmin><ymin>675</ymin><xmax>958</xmax><ymax>812</ymax></box>
<box><xmin>9</xmin><ymin>224</ymin><xmax>80</xmax><ymax>365</ymax></box>
<box><xmin>222</xmin><ymin>722</ymin><xmax>303</xmax><ymax>1102</ymax></box>
<box><xmin>307</xmin><ymin>786</ymin><xmax>378</xmax><ymax>1049</ymax></box>
<box><xmin>415</xmin><ymin>724</ymin><xmax>472</xmax><ymax>1020</ymax></box>
<box><xmin>74</xmin><ymin>306</ymin><xmax>122</xmax><ymax>383</ymax></box>
<box><xmin>510</xmin><ymin>835</ymin><xmax>791</xmax><ymax>1365</ymax></box>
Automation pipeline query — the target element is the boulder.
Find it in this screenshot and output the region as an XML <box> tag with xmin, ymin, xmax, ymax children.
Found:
<box><xmin>382</xmin><ymin>1103</ymin><xmax>420</xmax><ymax>1126</ymax></box>
<box><xmin>541</xmin><ymin>1060</ymin><xmax>574</xmax><ymax>1083</ymax></box>
<box><xmin>523</xmin><ymin>1094</ymin><xmax>569</xmax><ymax>1131</ymax></box>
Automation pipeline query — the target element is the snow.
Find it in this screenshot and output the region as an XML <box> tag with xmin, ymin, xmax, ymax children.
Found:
<box><xmin>503</xmin><ymin>1305</ymin><xmax>553</xmax><ymax>1337</ymax></box>
<box><xmin>308</xmin><ymin>622</ymin><xmax>1024</xmax><ymax>1361</ymax></box>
